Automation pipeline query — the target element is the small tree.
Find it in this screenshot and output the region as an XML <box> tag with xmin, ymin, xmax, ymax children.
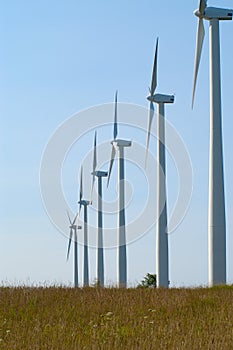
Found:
<box><xmin>138</xmin><ymin>273</ymin><xmax>157</xmax><ymax>288</ymax></box>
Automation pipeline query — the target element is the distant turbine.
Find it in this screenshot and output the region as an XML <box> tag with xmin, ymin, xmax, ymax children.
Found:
<box><xmin>107</xmin><ymin>91</ymin><xmax>132</xmax><ymax>288</ymax></box>
<box><xmin>192</xmin><ymin>0</ymin><xmax>232</xmax><ymax>286</ymax></box>
<box><xmin>146</xmin><ymin>38</ymin><xmax>175</xmax><ymax>288</ymax></box>
<box><xmin>66</xmin><ymin>211</ymin><xmax>82</xmax><ymax>288</ymax></box>
<box><xmin>78</xmin><ymin>166</ymin><xmax>91</xmax><ymax>287</ymax></box>
<box><xmin>91</xmin><ymin>131</ymin><xmax>108</xmax><ymax>287</ymax></box>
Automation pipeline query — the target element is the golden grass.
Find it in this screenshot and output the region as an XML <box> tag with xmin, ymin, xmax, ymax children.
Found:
<box><xmin>1</xmin><ymin>286</ymin><xmax>233</xmax><ymax>349</ymax></box>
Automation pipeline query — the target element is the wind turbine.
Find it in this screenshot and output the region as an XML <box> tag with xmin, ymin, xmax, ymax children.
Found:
<box><xmin>146</xmin><ymin>38</ymin><xmax>175</xmax><ymax>288</ymax></box>
<box><xmin>107</xmin><ymin>91</ymin><xmax>132</xmax><ymax>288</ymax></box>
<box><xmin>66</xmin><ymin>211</ymin><xmax>82</xmax><ymax>288</ymax></box>
<box><xmin>91</xmin><ymin>131</ymin><xmax>108</xmax><ymax>287</ymax></box>
<box><xmin>192</xmin><ymin>0</ymin><xmax>232</xmax><ymax>286</ymax></box>
<box><xmin>78</xmin><ymin>166</ymin><xmax>91</xmax><ymax>287</ymax></box>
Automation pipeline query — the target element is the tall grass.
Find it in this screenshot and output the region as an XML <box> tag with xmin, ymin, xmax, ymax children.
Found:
<box><xmin>1</xmin><ymin>286</ymin><xmax>233</xmax><ymax>349</ymax></box>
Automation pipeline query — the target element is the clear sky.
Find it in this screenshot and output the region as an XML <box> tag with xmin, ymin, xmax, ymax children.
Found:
<box><xmin>1</xmin><ymin>0</ymin><xmax>233</xmax><ymax>287</ymax></box>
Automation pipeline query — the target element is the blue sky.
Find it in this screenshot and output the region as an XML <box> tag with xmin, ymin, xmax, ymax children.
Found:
<box><xmin>1</xmin><ymin>0</ymin><xmax>233</xmax><ymax>287</ymax></box>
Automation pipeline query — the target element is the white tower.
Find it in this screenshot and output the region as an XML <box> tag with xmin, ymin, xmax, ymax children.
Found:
<box><xmin>192</xmin><ymin>0</ymin><xmax>232</xmax><ymax>286</ymax></box>
<box><xmin>78</xmin><ymin>167</ymin><xmax>90</xmax><ymax>287</ymax></box>
<box><xmin>91</xmin><ymin>132</ymin><xmax>108</xmax><ymax>287</ymax></box>
<box><xmin>146</xmin><ymin>39</ymin><xmax>175</xmax><ymax>288</ymax></box>
<box><xmin>107</xmin><ymin>92</ymin><xmax>132</xmax><ymax>287</ymax></box>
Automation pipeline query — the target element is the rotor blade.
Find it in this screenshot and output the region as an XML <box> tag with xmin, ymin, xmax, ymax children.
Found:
<box><xmin>78</xmin><ymin>166</ymin><xmax>83</xmax><ymax>213</ymax></box>
<box><xmin>72</xmin><ymin>211</ymin><xmax>79</xmax><ymax>226</ymax></box>
<box><xmin>90</xmin><ymin>131</ymin><xmax>97</xmax><ymax>201</ymax></box>
<box><xmin>113</xmin><ymin>90</ymin><xmax>118</xmax><ymax>140</ymax></box>
<box><xmin>79</xmin><ymin>166</ymin><xmax>83</xmax><ymax>203</ymax></box>
<box><xmin>192</xmin><ymin>18</ymin><xmax>205</xmax><ymax>108</ymax></box>
<box><xmin>78</xmin><ymin>204</ymin><xmax>83</xmax><ymax>222</ymax></box>
<box><xmin>67</xmin><ymin>210</ymin><xmax>72</xmax><ymax>225</ymax></box>
<box><xmin>199</xmin><ymin>0</ymin><xmax>207</xmax><ymax>16</ymax></box>
<box><xmin>145</xmin><ymin>101</ymin><xmax>155</xmax><ymax>168</ymax></box>
<box><xmin>76</xmin><ymin>202</ymin><xmax>83</xmax><ymax>238</ymax></box>
<box><xmin>90</xmin><ymin>177</ymin><xmax>95</xmax><ymax>204</ymax></box>
<box><xmin>150</xmin><ymin>38</ymin><xmax>159</xmax><ymax>96</ymax></box>
<box><xmin>93</xmin><ymin>131</ymin><xmax>97</xmax><ymax>172</ymax></box>
<box><xmin>66</xmin><ymin>228</ymin><xmax>73</xmax><ymax>261</ymax></box>
<box><xmin>107</xmin><ymin>145</ymin><xmax>116</xmax><ymax>187</ymax></box>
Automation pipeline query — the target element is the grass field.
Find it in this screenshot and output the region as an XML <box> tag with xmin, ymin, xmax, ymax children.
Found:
<box><xmin>1</xmin><ymin>286</ymin><xmax>233</xmax><ymax>349</ymax></box>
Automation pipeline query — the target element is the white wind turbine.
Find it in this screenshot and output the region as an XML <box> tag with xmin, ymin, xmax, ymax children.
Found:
<box><xmin>107</xmin><ymin>91</ymin><xmax>132</xmax><ymax>288</ymax></box>
<box><xmin>66</xmin><ymin>211</ymin><xmax>82</xmax><ymax>287</ymax></box>
<box><xmin>146</xmin><ymin>38</ymin><xmax>175</xmax><ymax>288</ymax></box>
<box><xmin>192</xmin><ymin>0</ymin><xmax>232</xmax><ymax>286</ymax></box>
<box><xmin>90</xmin><ymin>131</ymin><xmax>108</xmax><ymax>287</ymax></box>
<box><xmin>78</xmin><ymin>166</ymin><xmax>91</xmax><ymax>287</ymax></box>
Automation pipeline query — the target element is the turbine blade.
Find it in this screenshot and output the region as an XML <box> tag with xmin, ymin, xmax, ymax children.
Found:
<box><xmin>79</xmin><ymin>202</ymin><xmax>82</xmax><ymax>215</ymax></box>
<box><xmin>90</xmin><ymin>131</ymin><xmax>97</xmax><ymax>201</ymax></box>
<box><xmin>67</xmin><ymin>210</ymin><xmax>72</xmax><ymax>225</ymax></box>
<box><xmin>113</xmin><ymin>91</ymin><xmax>118</xmax><ymax>140</ymax></box>
<box><xmin>66</xmin><ymin>228</ymin><xmax>73</xmax><ymax>261</ymax></box>
<box><xmin>78</xmin><ymin>166</ymin><xmax>83</xmax><ymax>213</ymax></box>
<box><xmin>150</xmin><ymin>38</ymin><xmax>159</xmax><ymax>96</ymax></box>
<box><xmin>145</xmin><ymin>101</ymin><xmax>155</xmax><ymax>167</ymax></box>
<box><xmin>107</xmin><ymin>145</ymin><xmax>116</xmax><ymax>187</ymax></box>
<box><xmin>93</xmin><ymin>131</ymin><xmax>97</xmax><ymax>171</ymax></box>
<box><xmin>192</xmin><ymin>18</ymin><xmax>205</xmax><ymax>108</ymax></box>
<box><xmin>79</xmin><ymin>166</ymin><xmax>83</xmax><ymax>203</ymax></box>
<box><xmin>72</xmin><ymin>211</ymin><xmax>79</xmax><ymax>226</ymax></box>
<box><xmin>199</xmin><ymin>0</ymin><xmax>207</xmax><ymax>16</ymax></box>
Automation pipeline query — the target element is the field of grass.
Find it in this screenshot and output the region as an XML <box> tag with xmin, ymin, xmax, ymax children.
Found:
<box><xmin>1</xmin><ymin>286</ymin><xmax>233</xmax><ymax>349</ymax></box>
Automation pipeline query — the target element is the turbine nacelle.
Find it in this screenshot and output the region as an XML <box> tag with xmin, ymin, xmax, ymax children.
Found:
<box><xmin>69</xmin><ymin>225</ymin><xmax>82</xmax><ymax>230</ymax></box>
<box><xmin>147</xmin><ymin>93</ymin><xmax>175</xmax><ymax>104</ymax></box>
<box><xmin>78</xmin><ymin>200</ymin><xmax>90</xmax><ymax>206</ymax></box>
<box><xmin>111</xmin><ymin>139</ymin><xmax>132</xmax><ymax>148</ymax></box>
<box><xmin>91</xmin><ymin>170</ymin><xmax>108</xmax><ymax>177</ymax></box>
<box><xmin>194</xmin><ymin>7</ymin><xmax>233</xmax><ymax>21</ymax></box>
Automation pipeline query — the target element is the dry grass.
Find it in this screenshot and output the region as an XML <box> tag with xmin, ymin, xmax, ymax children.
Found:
<box><xmin>1</xmin><ymin>286</ymin><xmax>233</xmax><ymax>349</ymax></box>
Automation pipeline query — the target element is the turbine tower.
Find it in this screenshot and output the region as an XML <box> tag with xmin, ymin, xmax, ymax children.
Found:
<box><xmin>146</xmin><ymin>38</ymin><xmax>175</xmax><ymax>288</ymax></box>
<box><xmin>107</xmin><ymin>91</ymin><xmax>132</xmax><ymax>288</ymax></box>
<box><xmin>66</xmin><ymin>211</ymin><xmax>82</xmax><ymax>288</ymax></box>
<box><xmin>192</xmin><ymin>0</ymin><xmax>232</xmax><ymax>286</ymax></box>
<box><xmin>91</xmin><ymin>131</ymin><xmax>108</xmax><ymax>287</ymax></box>
<box><xmin>78</xmin><ymin>166</ymin><xmax>91</xmax><ymax>287</ymax></box>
